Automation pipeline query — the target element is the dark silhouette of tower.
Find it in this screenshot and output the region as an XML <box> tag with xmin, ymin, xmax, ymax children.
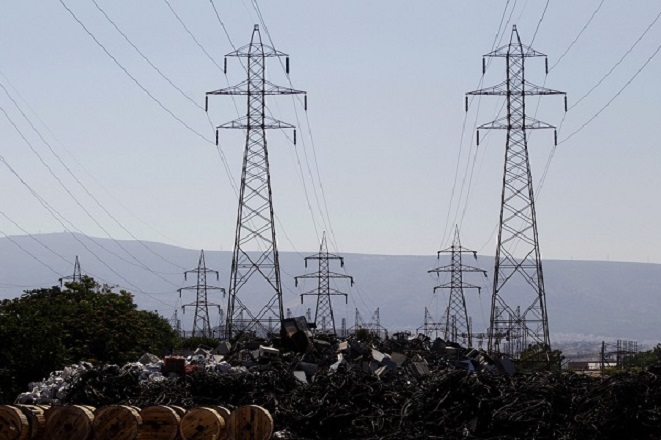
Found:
<box><xmin>295</xmin><ymin>232</ymin><xmax>353</xmax><ymax>335</ymax></box>
<box><xmin>178</xmin><ymin>250</ymin><xmax>225</xmax><ymax>338</ymax></box>
<box><xmin>206</xmin><ymin>25</ymin><xmax>306</xmax><ymax>338</ymax></box>
<box><xmin>417</xmin><ymin>308</ymin><xmax>444</xmax><ymax>339</ymax></box>
<box><xmin>59</xmin><ymin>255</ymin><xmax>82</xmax><ymax>287</ymax></box>
<box><xmin>466</xmin><ymin>25</ymin><xmax>566</xmax><ymax>357</ymax></box>
<box><xmin>428</xmin><ymin>227</ymin><xmax>486</xmax><ymax>347</ymax></box>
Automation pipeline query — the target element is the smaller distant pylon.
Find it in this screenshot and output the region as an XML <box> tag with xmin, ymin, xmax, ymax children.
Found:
<box><xmin>179</xmin><ymin>250</ymin><xmax>225</xmax><ymax>338</ymax></box>
<box><xmin>417</xmin><ymin>307</ymin><xmax>444</xmax><ymax>339</ymax></box>
<box><xmin>428</xmin><ymin>227</ymin><xmax>487</xmax><ymax>347</ymax></box>
<box><xmin>295</xmin><ymin>232</ymin><xmax>353</xmax><ymax>335</ymax></box>
<box><xmin>59</xmin><ymin>255</ymin><xmax>83</xmax><ymax>287</ymax></box>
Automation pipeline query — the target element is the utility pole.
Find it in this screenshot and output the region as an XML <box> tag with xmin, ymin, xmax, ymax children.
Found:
<box><xmin>466</xmin><ymin>25</ymin><xmax>566</xmax><ymax>358</ymax></box>
<box><xmin>178</xmin><ymin>250</ymin><xmax>225</xmax><ymax>338</ymax></box>
<box><xmin>295</xmin><ymin>232</ymin><xmax>353</xmax><ymax>335</ymax></box>
<box><xmin>428</xmin><ymin>227</ymin><xmax>486</xmax><ymax>347</ymax></box>
<box><xmin>207</xmin><ymin>25</ymin><xmax>306</xmax><ymax>339</ymax></box>
<box><xmin>59</xmin><ymin>255</ymin><xmax>82</xmax><ymax>287</ymax></box>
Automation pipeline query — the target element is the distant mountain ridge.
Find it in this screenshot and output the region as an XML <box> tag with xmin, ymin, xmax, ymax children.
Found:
<box><xmin>0</xmin><ymin>232</ymin><xmax>659</xmax><ymax>345</ymax></box>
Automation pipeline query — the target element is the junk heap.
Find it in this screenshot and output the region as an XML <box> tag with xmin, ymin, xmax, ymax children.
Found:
<box><xmin>14</xmin><ymin>319</ymin><xmax>661</xmax><ymax>440</ymax></box>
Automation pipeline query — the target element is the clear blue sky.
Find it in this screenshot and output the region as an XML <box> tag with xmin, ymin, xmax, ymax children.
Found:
<box><xmin>0</xmin><ymin>0</ymin><xmax>660</xmax><ymax>265</ymax></box>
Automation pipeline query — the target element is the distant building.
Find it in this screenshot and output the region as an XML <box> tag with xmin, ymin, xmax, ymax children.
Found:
<box><xmin>568</xmin><ymin>361</ymin><xmax>616</xmax><ymax>371</ymax></box>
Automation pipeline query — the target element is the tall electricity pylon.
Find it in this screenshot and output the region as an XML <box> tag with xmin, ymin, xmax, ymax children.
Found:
<box><xmin>466</xmin><ymin>25</ymin><xmax>566</xmax><ymax>357</ymax></box>
<box><xmin>59</xmin><ymin>255</ymin><xmax>82</xmax><ymax>287</ymax></box>
<box><xmin>428</xmin><ymin>227</ymin><xmax>486</xmax><ymax>347</ymax></box>
<box><xmin>178</xmin><ymin>250</ymin><xmax>225</xmax><ymax>338</ymax></box>
<box><xmin>295</xmin><ymin>232</ymin><xmax>353</xmax><ymax>335</ymax></box>
<box><xmin>206</xmin><ymin>25</ymin><xmax>306</xmax><ymax>338</ymax></box>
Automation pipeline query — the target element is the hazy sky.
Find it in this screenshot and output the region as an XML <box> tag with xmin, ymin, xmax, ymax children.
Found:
<box><xmin>0</xmin><ymin>0</ymin><xmax>660</xmax><ymax>266</ymax></box>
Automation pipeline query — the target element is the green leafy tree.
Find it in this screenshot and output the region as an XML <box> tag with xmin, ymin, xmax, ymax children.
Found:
<box><xmin>0</xmin><ymin>276</ymin><xmax>177</xmax><ymax>402</ymax></box>
<box><xmin>176</xmin><ymin>336</ymin><xmax>219</xmax><ymax>351</ymax></box>
<box><xmin>632</xmin><ymin>343</ymin><xmax>661</xmax><ymax>368</ymax></box>
<box><xmin>517</xmin><ymin>343</ymin><xmax>564</xmax><ymax>372</ymax></box>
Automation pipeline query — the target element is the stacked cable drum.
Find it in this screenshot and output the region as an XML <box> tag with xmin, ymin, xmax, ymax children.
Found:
<box><xmin>0</xmin><ymin>404</ymin><xmax>273</xmax><ymax>440</ymax></box>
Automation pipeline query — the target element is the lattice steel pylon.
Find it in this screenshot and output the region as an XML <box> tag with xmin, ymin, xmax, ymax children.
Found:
<box><xmin>428</xmin><ymin>227</ymin><xmax>486</xmax><ymax>347</ymax></box>
<box><xmin>206</xmin><ymin>25</ymin><xmax>306</xmax><ymax>338</ymax></box>
<box><xmin>178</xmin><ymin>250</ymin><xmax>225</xmax><ymax>338</ymax></box>
<box><xmin>466</xmin><ymin>25</ymin><xmax>566</xmax><ymax>357</ymax></box>
<box><xmin>59</xmin><ymin>255</ymin><xmax>82</xmax><ymax>287</ymax></box>
<box><xmin>295</xmin><ymin>232</ymin><xmax>353</xmax><ymax>335</ymax></box>
<box><xmin>416</xmin><ymin>307</ymin><xmax>444</xmax><ymax>339</ymax></box>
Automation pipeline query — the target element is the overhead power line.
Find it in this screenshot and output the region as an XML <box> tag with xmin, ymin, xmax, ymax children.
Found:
<box><xmin>560</xmin><ymin>39</ymin><xmax>661</xmax><ymax>144</ymax></box>
<box><xmin>569</xmin><ymin>8</ymin><xmax>661</xmax><ymax>112</ymax></box>
<box><xmin>58</xmin><ymin>0</ymin><xmax>212</xmax><ymax>144</ymax></box>
<box><xmin>91</xmin><ymin>0</ymin><xmax>204</xmax><ymax>112</ymax></box>
<box><xmin>0</xmin><ymin>68</ymin><xmax>189</xmax><ymax>249</ymax></box>
<box><xmin>550</xmin><ymin>0</ymin><xmax>607</xmax><ymax>71</ymax></box>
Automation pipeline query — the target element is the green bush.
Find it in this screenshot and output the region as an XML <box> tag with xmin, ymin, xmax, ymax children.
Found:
<box><xmin>0</xmin><ymin>276</ymin><xmax>177</xmax><ymax>403</ymax></box>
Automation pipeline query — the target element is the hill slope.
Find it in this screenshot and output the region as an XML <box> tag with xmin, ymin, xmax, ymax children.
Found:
<box><xmin>0</xmin><ymin>233</ymin><xmax>658</xmax><ymax>344</ymax></box>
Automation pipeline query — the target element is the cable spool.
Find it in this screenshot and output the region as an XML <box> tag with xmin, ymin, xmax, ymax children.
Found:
<box><xmin>179</xmin><ymin>407</ymin><xmax>224</xmax><ymax>440</ymax></box>
<box><xmin>226</xmin><ymin>405</ymin><xmax>273</xmax><ymax>440</ymax></box>
<box><xmin>0</xmin><ymin>405</ymin><xmax>30</xmax><ymax>440</ymax></box>
<box><xmin>92</xmin><ymin>405</ymin><xmax>141</xmax><ymax>440</ymax></box>
<box><xmin>46</xmin><ymin>405</ymin><xmax>95</xmax><ymax>440</ymax></box>
<box><xmin>139</xmin><ymin>406</ymin><xmax>182</xmax><ymax>440</ymax></box>
<box><xmin>168</xmin><ymin>406</ymin><xmax>187</xmax><ymax>418</ymax></box>
<box><xmin>209</xmin><ymin>407</ymin><xmax>231</xmax><ymax>440</ymax></box>
<box><xmin>14</xmin><ymin>405</ymin><xmax>47</xmax><ymax>440</ymax></box>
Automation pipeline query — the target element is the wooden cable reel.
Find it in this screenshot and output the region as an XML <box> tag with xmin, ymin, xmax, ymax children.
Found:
<box><xmin>92</xmin><ymin>405</ymin><xmax>141</xmax><ymax>440</ymax></box>
<box><xmin>0</xmin><ymin>405</ymin><xmax>30</xmax><ymax>440</ymax></box>
<box><xmin>226</xmin><ymin>406</ymin><xmax>273</xmax><ymax>440</ymax></box>
<box><xmin>179</xmin><ymin>407</ymin><xmax>224</xmax><ymax>440</ymax></box>
<box><xmin>210</xmin><ymin>407</ymin><xmax>231</xmax><ymax>440</ymax></box>
<box><xmin>14</xmin><ymin>405</ymin><xmax>46</xmax><ymax>440</ymax></box>
<box><xmin>45</xmin><ymin>405</ymin><xmax>94</xmax><ymax>440</ymax></box>
<box><xmin>140</xmin><ymin>406</ymin><xmax>182</xmax><ymax>440</ymax></box>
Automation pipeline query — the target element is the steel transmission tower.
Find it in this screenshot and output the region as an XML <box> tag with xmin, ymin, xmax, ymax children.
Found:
<box><xmin>466</xmin><ymin>25</ymin><xmax>566</xmax><ymax>357</ymax></box>
<box><xmin>178</xmin><ymin>250</ymin><xmax>225</xmax><ymax>338</ymax></box>
<box><xmin>416</xmin><ymin>307</ymin><xmax>444</xmax><ymax>339</ymax></box>
<box><xmin>353</xmin><ymin>308</ymin><xmax>366</xmax><ymax>331</ymax></box>
<box><xmin>59</xmin><ymin>255</ymin><xmax>82</xmax><ymax>287</ymax></box>
<box><xmin>428</xmin><ymin>227</ymin><xmax>486</xmax><ymax>347</ymax></box>
<box><xmin>295</xmin><ymin>232</ymin><xmax>353</xmax><ymax>335</ymax></box>
<box><xmin>207</xmin><ymin>25</ymin><xmax>306</xmax><ymax>338</ymax></box>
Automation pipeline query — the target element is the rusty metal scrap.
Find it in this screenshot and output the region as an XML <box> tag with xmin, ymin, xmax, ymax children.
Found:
<box><xmin>24</xmin><ymin>335</ymin><xmax>661</xmax><ymax>439</ymax></box>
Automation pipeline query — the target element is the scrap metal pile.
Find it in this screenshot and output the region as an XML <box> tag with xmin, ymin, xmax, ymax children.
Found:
<box><xmin>14</xmin><ymin>324</ymin><xmax>661</xmax><ymax>439</ymax></box>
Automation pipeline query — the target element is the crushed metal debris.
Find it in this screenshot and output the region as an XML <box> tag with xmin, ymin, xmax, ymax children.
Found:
<box><xmin>15</xmin><ymin>331</ymin><xmax>661</xmax><ymax>439</ymax></box>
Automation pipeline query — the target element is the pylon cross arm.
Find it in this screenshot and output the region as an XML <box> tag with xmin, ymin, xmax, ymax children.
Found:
<box><xmin>216</xmin><ymin>116</ymin><xmax>296</xmax><ymax>130</ymax></box>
